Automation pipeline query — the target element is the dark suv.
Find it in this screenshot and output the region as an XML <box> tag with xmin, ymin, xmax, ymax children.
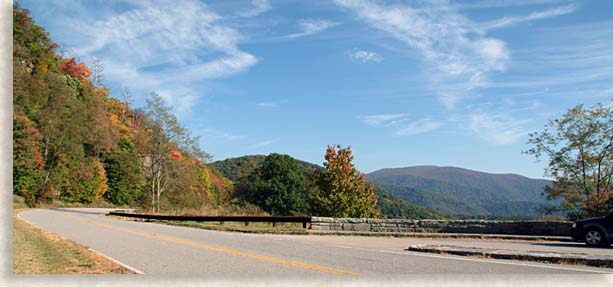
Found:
<box><xmin>570</xmin><ymin>214</ymin><xmax>613</xmax><ymax>247</ymax></box>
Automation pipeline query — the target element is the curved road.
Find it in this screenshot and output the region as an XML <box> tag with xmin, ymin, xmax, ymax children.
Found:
<box><xmin>17</xmin><ymin>208</ymin><xmax>612</xmax><ymax>276</ymax></box>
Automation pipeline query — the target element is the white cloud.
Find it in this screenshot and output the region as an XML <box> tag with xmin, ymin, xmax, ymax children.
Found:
<box><xmin>256</xmin><ymin>101</ymin><xmax>280</xmax><ymax>108</ymax></box>
<box><xmin>71</xmin><ymin>0</ymin><xmax>258</xmax><ymax>114</ymax></box>
<box><xmin>350</xmin><ymin>50</ymin><xmax>383</xmax><ymax>63</ymax></box>
<box><xmin>285</xmin><ymin>19</ymin><xmax>339</xmax><ymax>39</ymax></box>
<box><xmin>361</xmin><ymin>113</ymin><xmax>408</xmax><ymax>127</ymax></box>
<box><xmin>469</xmin><ymin>113</ymin><xmax>531</xmax><ymax>145</ymax></box>
<box><xmin>334</xmin><ymin>0</ymin><xmax>510</xmax><ymax>109</ymax></box>
<box><xmin>156</xmin><ymin>89</ymin><xmax>197</xmax><ymax>115</ymax></box>
<box><xmin>480</xmin><ymin>4</ymin><xmax>578</xmax><ymax>30</ymax></box>
<box><xmin>395</xmin><ymin>119</ymin><xmax>442</xmax><ymax>136</ymax></box>
<box><xmin>236</xmin><ymin>0</ymin><xmax>271</xmax><ymax>17</ymax></box>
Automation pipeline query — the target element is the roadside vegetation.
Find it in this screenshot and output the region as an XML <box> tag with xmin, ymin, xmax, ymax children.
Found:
<box><xmin>113</xmin><ymin>216</ymin><xmax>309</xmax><ymax>235</ymax></box>
<box><xmin>13</xmin><ymin>198</ymin><xmax>133</xmax><ymax>274</ymax></box>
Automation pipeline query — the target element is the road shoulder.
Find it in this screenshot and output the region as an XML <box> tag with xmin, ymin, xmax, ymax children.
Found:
<box><xmin>13</xmin><ymin>209</ymin><xmax>136</xmax><ymax>274</ymax></box>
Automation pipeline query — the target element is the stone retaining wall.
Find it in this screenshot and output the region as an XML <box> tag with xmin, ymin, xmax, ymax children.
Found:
<box><xmin>310</xmin><ymin>217</ymin><xmax>572</xmax><ymax>236</ymax></box>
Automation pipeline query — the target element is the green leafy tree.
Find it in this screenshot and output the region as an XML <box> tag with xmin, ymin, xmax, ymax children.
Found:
<box><xmin>236</xmin><ymin>153</ymin><xmax>307</xmax><ymax>215</ymax></box>
<box><xmin>526</xmin><ymin>102</ymin><xmax>613</xmax><ymax>220</ymax></box>
<box><xmin>309</xmin><ymin>145</ymin><xmax>379</xmax><ymax>218</ymax></box>
<box><xmin>103</xmin><ymin>137</ymin><xmax>144</xmax><ymax>205</ymax></box>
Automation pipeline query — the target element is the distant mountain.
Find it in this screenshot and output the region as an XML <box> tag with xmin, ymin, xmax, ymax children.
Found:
<box><xmin>374</xmin><ymin>186</ymin><xmax>442</xmax><ymax>219</ymax></box>
<box><xmin>366</xmin><ymin>166</ymin><xmax>553</xmax><ymax>217</ymax></box>
<box><xmin>211</xmin><ymin>155</ymin><xmax>441</xmax><ymax>219</ymax></box>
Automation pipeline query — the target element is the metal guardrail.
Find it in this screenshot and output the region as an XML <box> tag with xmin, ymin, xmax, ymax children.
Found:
<box><xmin>108</xmin><ymin>211</ymin><xmax>312</xmax><ymax>228</ymax></box>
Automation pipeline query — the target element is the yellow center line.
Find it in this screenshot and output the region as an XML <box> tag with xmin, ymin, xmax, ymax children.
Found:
<box><xmin>61</xmin><ymin>213</ymin><xmax>358</xmax><ymax>275</ymax></box>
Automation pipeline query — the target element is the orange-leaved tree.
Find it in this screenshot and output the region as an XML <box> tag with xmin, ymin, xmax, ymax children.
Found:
<box><xmin>309</xmin><ymin>145</ymin><xmax>379</xmax><ymax>218</ymax></box>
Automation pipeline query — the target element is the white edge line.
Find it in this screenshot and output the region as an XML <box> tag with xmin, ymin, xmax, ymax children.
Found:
<box><xmin>15</xmin><ymin>210</ymin><xmax>145</xmax><ymax>275</ymax></box>
<box><xmin>85</xmin><ymin>247</ymin><xmax>145</xmax><ymax>275</ymax></box>
<box><xmin>372</xmin><ymin>248</ymin><xmax>611</xmax><ymax>274</ymax></box>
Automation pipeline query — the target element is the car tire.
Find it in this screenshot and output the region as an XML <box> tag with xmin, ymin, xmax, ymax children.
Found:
<box><xmin>584</xmin><ymin>228</ymin><xmax>608</xmax><ymax>247</ymax></box>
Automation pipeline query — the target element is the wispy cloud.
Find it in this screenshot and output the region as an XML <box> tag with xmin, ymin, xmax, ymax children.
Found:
<box><xmin>395</xmin><ymin>118</ymin><xmax>442</xmax><ymax>137</ymax></box>
<box><xmin>236</xmin><ymin>0</ymin><xmax>271</xmax><ymax>17</ymax></box>
<box><xmin>334</xmin><ymin>0</ymin><xmax>509</xmax><ymax>109</ymax></box>
<box><xmin>256</xmin><ymin>101</ymin><xmax>280</xmax><ymax>108</ymax></box>
<box><xmin>250</xmin><ymin>139</ymin><xmax>276</xmax><ymax>149</ymax></box>
<box><xmin>452</xmin><ymin>0</ymin><xmax>567</xmax><ymax>10</ymax></box>
<box><xmin>349</xmin><ymin>50</ymin><xmax>383</xmax><ymax>63</ymax></box>
<box><xmin>202</xmin><ymin>128</ymin><xmax>245</xmax><ymax>142</ymax></box>
<box><xmin>480</xmin><ymin>4</ymin><xmax>578</xmax><ymax>30</ymax></box>
<box><xmin>489</xmin><ymin>22</ymin><xmax>613</xmax><ymax>96</ymax></box>
<box><xmin>285</xmin><ymin>19</ymin><xmax>339</xmax><ymax>39</ymax></box>
<box><xmin>361</xmin><ymin>113</ymin><xmax>441</xmax><ymax>136</ymax></box>
<box><xmin>71</xmin><ymin>0</ymin><xmax>258</xmax><ymax>115</ymax></box>
<box><xmin>469</xmin><ymin>113</ymin><xmax>531</xmax><ymax>145</ymax></box>
<box><xmin>361</xmin><ymin>113</ymin><xmax>408</xmax><ymax>127</ymax></box>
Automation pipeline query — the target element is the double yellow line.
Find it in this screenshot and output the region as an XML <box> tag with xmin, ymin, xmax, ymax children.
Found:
<box><xmin>64</xmin><ymin>213</ymin><xmax>358</xmax><ymax>275</ymax></box>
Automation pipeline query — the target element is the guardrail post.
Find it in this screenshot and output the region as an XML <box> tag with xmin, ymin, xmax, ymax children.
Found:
<box><xmin>303</xmin><ymin>222</ymin><xmax>307</xmax><ymax>228</ymax></box>
<box><xmin>272</xmin><ymin>222</ymin><xmax>277</xmax><ymax>227</ymax></box>
<box><xmin>245</xmin><ymin>221</ymin><xmax>249</xmax><ymax>226</ymax></box>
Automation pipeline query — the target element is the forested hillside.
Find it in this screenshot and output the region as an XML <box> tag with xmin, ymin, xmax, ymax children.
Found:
<box><xmin>212</xmin><ymin>155</ymin><xmax>441</xmax><ymax>219</ymax></box>
<box><xmin>12</xmin><ymin>4</ymin><xmax>232</xmax><ymax>212</ymax></box>
<box><xmin>211</xmin><ymin>155</ymin><xmax>322</xmax><ymax>182</ymax></box>
<box><xmin>366</xmin><ymin>166</ymin><xmax>552</xmax><ymax>217</ymax></box>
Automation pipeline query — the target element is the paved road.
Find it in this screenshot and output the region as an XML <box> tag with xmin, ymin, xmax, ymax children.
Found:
<box><xmin>17</xmin><ymin>208</ymin><xmax>613</xmax><ymax>276</ymax></box>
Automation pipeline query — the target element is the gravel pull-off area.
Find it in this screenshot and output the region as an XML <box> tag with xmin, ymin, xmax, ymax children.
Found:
<box><xmin>407</xmin><ymin>244</ymin><xmax>613</xmax><ymax>269</ymax></box>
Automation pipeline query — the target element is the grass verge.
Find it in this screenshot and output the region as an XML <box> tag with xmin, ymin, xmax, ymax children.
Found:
<box><xmin>107</xmin><ymin>215</ymin><xmax>309</xmax><ymax>235</ymax></box>
<box><xmin>13</xmin><ymin>211</ymin><xmax>134</xmax><ymax>274</ymax></box>
<box><xmin>107</xmin><ymin>214</ymin><xmax>572</xmax><ymax>242</ymax></box>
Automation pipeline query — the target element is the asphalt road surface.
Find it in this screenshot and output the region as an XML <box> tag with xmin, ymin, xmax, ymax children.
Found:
<box><xmin>16</xmin><ymin>208</ymin><xmax>613</xmax><ymax>276</ymax></box>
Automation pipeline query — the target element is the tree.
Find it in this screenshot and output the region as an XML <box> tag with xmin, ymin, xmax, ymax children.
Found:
<box><xmin>236</xmin><ymin>154</ymin><xmax>307</xmax><ymax>215</ymax></box>
<box><xmin>526</xmin><ymin>102</ymin><xmax>613</xmax><ymax>220</ymax></box>
<box><xmin>103</xmin><ymin>137</ymin><xmax>144</xmax><ymax>205</ymax></box>
<box><xmin>13</xmin><ymin>112</ymin><xmax>46</xmax><ymax>206</ymax></box>
<box><xmin>91</xmin><ymin>57</ymin><xmax>104</xmax><ymax>88</ymax></box>
<box><xmin>142</xmin><ymin>92</ymin><xmax>211</xmax><ymax>212</ymax></box>
<box><xmin>309</xmin><ymin>145</ymin><xmax>379</xmax><ymax>218</ymax></box>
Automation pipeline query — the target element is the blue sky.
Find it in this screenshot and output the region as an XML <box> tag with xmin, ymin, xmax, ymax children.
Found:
<box><xmin>19</xmin><ymin>0</ymin><xmax>613</xmax><ymax>179</ymax></box>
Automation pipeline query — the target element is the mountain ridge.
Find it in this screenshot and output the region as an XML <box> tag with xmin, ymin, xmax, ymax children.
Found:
<box><xmin>366</xmin><ymin>165</ymin><xmax>552</xmax><ymax>217</ymax></box>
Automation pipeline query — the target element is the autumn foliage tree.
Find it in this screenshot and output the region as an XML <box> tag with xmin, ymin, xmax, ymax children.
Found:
<box><xmin>12</xmin><ymin>4</ymin><xmax>231</xmax><ymax>212</ymax></box>
<box><xmin>142</xmin><ymin>92</ymin><xmax>211</xmax><ymax>212</ymax></box>
<box><xmin>13</xmin><ymin>112</ymin><xmax>46</xmax><ymax>206</ymax></box>
<box><xmin>309</xmin><ymin>145</ymin><xmax>379</xmax><ymax>218</ymax></box>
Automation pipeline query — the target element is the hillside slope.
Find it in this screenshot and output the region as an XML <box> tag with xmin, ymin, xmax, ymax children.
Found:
<box><xmin>366</xmin><ymin>166</ymin><xmax>552</xmax><ymax>217</ymax></box>
<box><xmin>212</xmin><ymin>155</ymin><xmax>440</xmax><ymax>219</ymax></box>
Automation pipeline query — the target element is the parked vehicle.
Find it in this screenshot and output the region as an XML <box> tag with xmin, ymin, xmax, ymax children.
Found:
<box><xmin>570</xmin><ymin>214</ymin><xmax>613</xmax><ymax>247</ymax></box>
